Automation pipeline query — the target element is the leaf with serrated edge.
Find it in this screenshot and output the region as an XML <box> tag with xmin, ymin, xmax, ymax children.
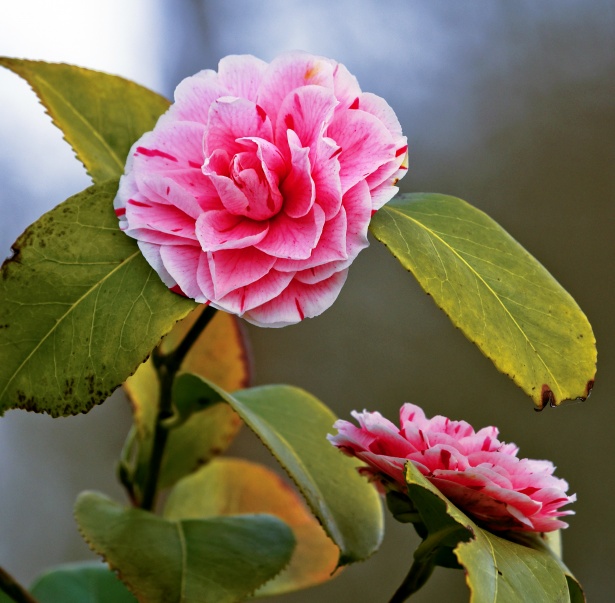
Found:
<box><xmin>0</xmin><ymin>180</ymin><xmax>197</xmax><ymax>416</ymax></box>
<box><xmin>172</xmin><ymin>374</ymin><xmax>384</xmax><ymax>565</ymax></box>
<box><xmin>165</xmin><ymin>457</ymin><xmax>340</xmax><ymax>597</ymax></box>
<box><xmin>75</xmin><ymin>491</ymin><xmax>295</xmax><ymax>603</ymax></box>
<box><xmin>124</xmin><ymin>309</ymin><xmax>249</xmax><ymax>490</ymax></box>
<box><xmin>404</xmin><ymin>462</ymin><xmax>579</xmax><ymax>602</ymax></box>
<box><xmin>30</xmin><ymin>561</ymin><xmax>136</xmax><ymax>603</ymax></box>
<box><xmin>0</xmin><ymin>58</ymin><xmax>169</xmax><ymax>183</ymax></box>
<box><xmin>370</xmin><ymin>193</ymin><xmax>596</xmax><ymax>408</ymax></box>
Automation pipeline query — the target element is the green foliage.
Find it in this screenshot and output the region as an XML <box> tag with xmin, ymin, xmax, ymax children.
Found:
<box><xmin>74</xmin><ymin>491</ymin><xmax>295</xmax><ymax>603</ymax></box>
<box><xmin>370</xmin><ymin>193</ymin><xmax>596</xmax><ymax>408</ymax></box>
<box><xmin>403</xmin><ymin>463</ymin><xmax>583</xmax><ymax>602</ymax></box>
<box><xmin>30</xmin><ymin>561</ymin><xmax>136</xmax><ymax>603</ymax></box>
<box><xmin>0</xmin><ymin>58</ymin><xmax>169</xmax><ymax>183</ymax></box>
<box><xmin>0</xmin><ymin>180</ymin><xmax>196</xmax><ymax>416</ymax></box>
<box><xmin>165</xmin><ymin>458</ymin><xmax>340</xmax><ymax>597</ymax></box>
<box><xmin>172</xmin><ymin>374</ymin><xmax>384</xmax><ymax>565</ymax></box>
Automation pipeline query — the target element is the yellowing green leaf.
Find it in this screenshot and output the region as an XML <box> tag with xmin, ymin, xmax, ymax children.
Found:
<box><xmin>370</xmin><ymin>193</ymin><xmax>596</xmax><ymax>408</ymax></box>
<box><xmin>0</xmin><ymin>180</ymin><xmax>197</xmax><ymax>416</ymax></box>
<box><xmin>172</xmin><ymin>375</ymin><xmax>384</xmax><ymax>565</ymax></box>
<box><xmin>404</xmin><ymin>463</ymin><xmax>580</xmax><ymax>602</ymax></box>
<box><xmin>74</xmin><ymin>491</ymin><xmax>295</xmax><ymax>603</ymax></box>
<box><xmin>165</xmin><ymin>458</ymin><xmax>340</xmax><ymax>597</ymax></box>
<box><xmin>0</xmin><ymin>58</ymin><xmax>169</xmax><ymax>183</ymax></box>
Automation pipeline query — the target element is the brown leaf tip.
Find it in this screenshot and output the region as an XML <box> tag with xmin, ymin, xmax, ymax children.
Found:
<box><xmin>540</xmin><ymin>384</ymin><xmax>555</xmax><ymax>410</ymax></box>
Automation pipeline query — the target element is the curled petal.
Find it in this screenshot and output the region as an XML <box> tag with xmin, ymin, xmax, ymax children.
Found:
<box><xmin>208</xmin><ymin>247</ymin><xmax>276</xmax><ymax>299</ymax></box>
<box><xmin>244</xmin><ymin>270</ymin><xmax>348</xmax><ymax>327</ymax></box>
<box><xmin>195</xmin><ymin>210</ymin><xmax>269</xmax><ymax>251</ymax></box>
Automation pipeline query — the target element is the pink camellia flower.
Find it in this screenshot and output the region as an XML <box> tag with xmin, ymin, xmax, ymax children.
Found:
<box><xmin>328</xmin><ymin>404</ymin><xmax>575</xmax><ymax>532</ymax></box>
<box><xmin>114</xmin><ymin>51</ymin><xmax>408</xmax><ymax>327</ymax></box>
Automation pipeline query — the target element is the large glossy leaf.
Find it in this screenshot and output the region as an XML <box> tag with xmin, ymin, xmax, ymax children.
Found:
<box><xmin>370</xmin><ymin>193</ymin><xmax>596</xmax><ymax>408</ymax></box>
<box><xmin>173</xmin><ymin>375</ymin><xmax>384</xmax><ymax>565</ymax></box>
<box><xmin>74</xmin><ymin>491</ymin><xmax>295</xmax><ymax>603</ymax></box>
<box><xmin>165</xmin><ymin>458</ymin><xmax>340</xmax><ymax>597</ymax></box>
<box><xmin>123</xmin><ymin>309</ymin><xmax>249</xmax><ymax>491</ymax></box>
<box><xmin>403</xmin><ymin>463</ymin><xmax>581</xmax><ymax>602</ymax></box>
<box><xmin>0</xmin><ymin>180</ymin><xmax>197</xmax><ymax>416</ymax></box>
<box><xmin>0</xmin><ymin>58</ymin><xmax>169</xmax><ymax>183</ymax></box>
<box><xmin>30</xmin><ymin>561</ymin><xmax>136</xmax><ymax>603</ymax></box>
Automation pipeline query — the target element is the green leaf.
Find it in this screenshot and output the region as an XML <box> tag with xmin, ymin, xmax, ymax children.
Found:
<box><xmin>404</xmin><ymin>462</ymin><xmax>581</xmax><ymax>602</ymax></box>
<box><xmin>164</xmin><ymin>458</ymin><xmax>340</xmax><ymax>597</ymax></box>
<box><xmin>0</xmin><ymin>58</ymin><xmax>169</xmax><ymax>183</ymax></box>
<box><xmin>0</xmin><ymin>180</ymin><xmax>197</xmax><ymax>416</ymax></box>
<box><xmin>123</xmin><ymin>309</ymin><xmax>249</xmax><ymax>492</ymax></box>
<box><xmin>30</xmin><ymin>561</ymin><xmax>136</xmax><ymax>603</ymax></box>
<box><xmin>370</xmin><ymin>193</ymin><xmax>596</xmax><ymax>408</ymax></box>
<box><xmin>74</xmin><ymin>491</ymin><xmax>295</xmax><ymax>603</ymax></box>
<box><xmin>173</xmin><ymin>375</ymin><xmax>384</xmax><ymax>565</ymax></box>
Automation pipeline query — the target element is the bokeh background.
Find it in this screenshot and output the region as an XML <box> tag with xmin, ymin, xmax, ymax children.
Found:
<box><xmin>1</xmin><ymin>1</ymin><xmax>613</xmax><ymax>601</ymax></box>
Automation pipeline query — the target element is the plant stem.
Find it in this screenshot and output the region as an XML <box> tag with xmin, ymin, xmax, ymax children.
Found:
<box><xmin>0</xmin><ymin>566</ymin><xmax>38</xmax><ymax>603</ymax></box>
<box><xmin>139</xmin><ymin>305</ymin><xmax>217</xmax><ymax>510</ymax></box>
<box><xmin>388</xmin><ymin>557</ymin><xmax>435</xmax><ymax>603</ymax></box>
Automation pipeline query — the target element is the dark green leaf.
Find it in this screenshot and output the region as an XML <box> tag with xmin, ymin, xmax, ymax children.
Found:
<box><xmin>30</xmin><ymin>561</ymin><xmax>136</xmax><ymax>603</ymax></box>
<box><xmin>404</xmin><ymin>462</ymin><xmax>580</xmax><ymax>602</ymax></box>
<box><xmin>172</xmin><ymin>374</ymin><xmax>384</xmax><ymax>565</ymax></box>
<box><xmin>74</xmin><ymin>491</ymin><xmax>294</xmax><ymax>603</ymax></box>
<box><xmin>0</xmin><ymin>58</ymin><xmax>169</xmax><ymax>183</ymax></box>
<box><xmin>164</xmin><ymin>458</ymin><xmax>340</xmax><ymax>597</ymax></box>
<box><xmin>0</xmin><ymin>180</ymin><xmax>197</xmax><ymax>416</ymax></box>
<box><xmin>370</xmin><ymin>193</ymin><xmax>596</xmax><ymax>408</ymax></box>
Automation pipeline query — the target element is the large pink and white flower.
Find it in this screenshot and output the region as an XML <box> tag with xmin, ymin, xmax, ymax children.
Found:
<box><xmin>114</xmin><ymin>51</ymin><xmax>407</xmax><ymax>327</ymax></box>
<box><xmin>328</xmin><ymin>404</ymin><xmax>575</xmax><ymax>532</ymax></box>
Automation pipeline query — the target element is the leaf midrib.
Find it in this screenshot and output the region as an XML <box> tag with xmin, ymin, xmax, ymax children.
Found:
<box><xmin>34</xmin><ymin>73</ymin><xmax>124</xmax><ymax>174</ymax></box>
<box><xmin>0</xmin><ymin>250</ymin><xmax>140</xmax><ymax>400</ymax></box>
<box><xmin>382</xmin><ymin>205</ymin><xmax>563</xmax><ymax>399</ymax></box>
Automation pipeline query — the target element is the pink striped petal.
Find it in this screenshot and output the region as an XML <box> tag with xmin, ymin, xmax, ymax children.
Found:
<box><xmin>137</xmin><ymin>241</ymin><xmax>174</xmax><ymax>287</ymax></box>
<box><xmin>195</xmin><ymin>210</ymin><xmax>268</xmax><ymax>251</ymax></box>
<box><xmin>255</xmin><ymin>204</ymin><xmax>325</xmax><ymax>260</ymax></box>
<box><xmin>275</xmin><ymin>85</ymin><xmax>338</xmax><ymax>152</ymax></box>
<box><xmin>332</xmin><ymin>62</ymin><xmax>362</xmax><ymax>109</ymax></box>
<box><xmin>274</xmin><ymin>205</ymin><xmax>347</xmax><ymax>271</ymax></box>
<box><xmin>257</xmin><ymin>51</ymin><xmax>336</xmax><ymax>131</ymax></box>
<box><xmin>205</xmin><ymin>97</ymin><xmax>273</xmax><ymax>158</ymax></box>
<box><xmin>159</xmin><ymin>245</ymin><xmax>207</xmax><ymax>302</ymax></box>
<box><xmin>328</xmin><ymin>109</ymin><xmax>396</xmax><ymax>194</ymax></box>
<box><xmin>244</xmin><ymin>270</ymin><xmax>348</xmax><ymax>327</ymax></box>
<box><xmin>165</xmin><ymin>69</ymin><xmax>228</xmax><ymax>124</ymax></box>
<box><xmin>213</xmin><ymin>269</ymin><xmax>295</xmax><ymax>316</ymax></box>
<box><xmin>208</xmin><ymin>247</ymin><xmax>276</xmax><ymax>299</ymax></box>
<box><xmin>218</xmin><ymin>54</ymin><xmax>268</xmax><ymax>102</ymax></box>
<box><xmin>280</xmin><ymin>130</ymin><xmax>315</xmax><ymax>218</ymax></box>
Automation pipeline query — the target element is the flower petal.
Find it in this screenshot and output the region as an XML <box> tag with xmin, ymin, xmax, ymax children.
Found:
<box><xmin>208</xmin><ymin>247</ymin><xmax>276</xmax><ymax>299</ymax></box>
<box><xmin>195</xmin><ymin>210</ymin><xmax>269</xmax><ymax>251</ymax></box>
<box><xmin>255</xmin><ymin>204</ymin><xmax>325</xmax><ymax>260</ymax></box>
<box><xmin>244</xmin><ymin>269</ymin><xmax>348</xmax><ymax>327</ymax></box>
<box><xmin>217</xmin><ymin>54</ymin><xmax>268</xmax><ymax>102</ymax></box>
<box><xmin>159</xmin><ymin>245</ymin><xmax>207</xmax><ymax>302</ymax></box>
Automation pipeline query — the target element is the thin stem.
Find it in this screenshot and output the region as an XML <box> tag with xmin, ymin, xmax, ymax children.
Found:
<box><xmin>139</xmin><ymin>305</ymin><xmax>217</xmax><ymax>510</ymax></box>
<box><xmin>388</xmin><ymin>557</ymin><xmax>435</xmax><ymax>603</ymax></box>
<box><xmin>0</xmin><ymin>566</ymin><xmax>38</xmax><ymax>603</ymax></box>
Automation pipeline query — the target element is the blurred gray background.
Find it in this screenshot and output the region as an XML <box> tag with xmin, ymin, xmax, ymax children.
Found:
<box><xmin>1</xmin><ymin>1</ymin><xmax>613</xmax><ymax>601</ymax></box>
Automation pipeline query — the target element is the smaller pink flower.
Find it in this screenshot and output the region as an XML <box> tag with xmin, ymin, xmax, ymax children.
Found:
<box><xmin>328</xmin><ymin>404</ymin><xmax>575</xmax><ymax>532</ymax></box>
